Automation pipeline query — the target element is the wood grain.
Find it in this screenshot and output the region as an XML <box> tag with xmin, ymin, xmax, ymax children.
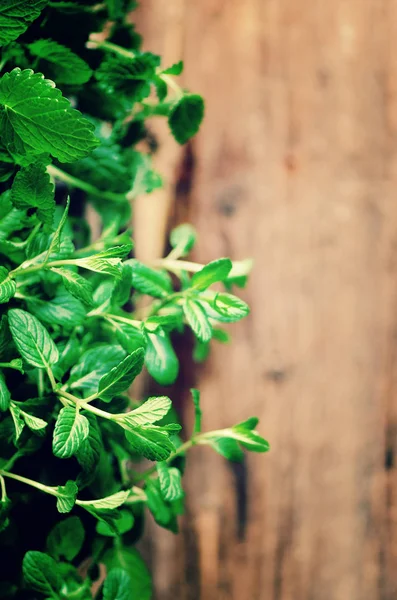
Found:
<box><xmin>134</xmin><ymin>1</ymin><xmax>397</xmax><ymax>598</ymax></box>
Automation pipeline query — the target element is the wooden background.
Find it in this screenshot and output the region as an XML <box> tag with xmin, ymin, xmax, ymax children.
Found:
<box><xmin>133</xmin><ymin>1</ymin><xmax>397</xmax><ymax>598</ymax></box>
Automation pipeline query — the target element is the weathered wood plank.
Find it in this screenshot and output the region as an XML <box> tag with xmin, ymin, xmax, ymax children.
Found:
<box><xmin>134</xmin><ymin>1</ymin><xmax>397</xmax><ymax>598</ymax></box>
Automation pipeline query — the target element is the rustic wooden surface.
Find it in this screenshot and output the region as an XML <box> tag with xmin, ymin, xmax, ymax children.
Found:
<box><xmin>133</xmin><ymin>1</ymin><xmax>397</xmax><ymax>598</ymax></box>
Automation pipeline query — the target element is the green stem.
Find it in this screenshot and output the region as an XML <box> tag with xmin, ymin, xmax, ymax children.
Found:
<box><xmin>47</xmin><ymin>165</ymin><xmax>127</xmax><ymax>203</ymax></box>
<box><xmin>103</xmin><ymin>314</ymin><xmax>142</xmax><ymax>328</ymax></box>
<box><xmin>153</xmin><ymin>258</ymin><xmax>203</xmax><ymax>273</ymax></box>
<box><xmin>0</xmin><ymin>475</ymin><xmax>6</xmax><ymax>501</ymax></box>
<box><xmin>38</xmin><ymin>369</ymin><xmax>44</xmax><ymax>398</ymax></box>
<box><xmin>0</xmin><ymin>470</ymin><xmax>58</xmax><ymax>496</ymax></box>
<box><xmin>9</xmin><ymin>258</ymin><xmax>78</xmax><ymax>278</ymax></box>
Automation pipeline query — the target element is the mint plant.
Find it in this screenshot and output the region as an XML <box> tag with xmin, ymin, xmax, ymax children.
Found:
<box><xmin>0</xmin><ymin>2</ymin><xmax>269</xmax><ymax>598</ymax></box>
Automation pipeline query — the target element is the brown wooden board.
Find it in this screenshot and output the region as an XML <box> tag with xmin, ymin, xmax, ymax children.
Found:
<box><xmin>134</xmin><ymin>1</ymin><xmax>397</xmax><ymax>598</ymax></box>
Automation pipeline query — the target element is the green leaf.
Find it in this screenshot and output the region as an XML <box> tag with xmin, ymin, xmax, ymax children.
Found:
<box><xmin>77</xmin><ymin>490</ymin><xmax>130</xmax><ymax>510</ymax></box>
<box><xmin>190</xmin><ymin>258</ymin><xmax>232</xmax><ymax>291</ymax></box>
<box><xmin>145</xmin><ymin>329</ymin><xmax>179</xmax><ymax>386</ymax></box>
<box><xmin>114</xmin><ymin>320</ymin><xmax>147</xmax><ymax>355</ymax></box>
<box><xmin>44</xmin><ymin>197</ymin><xmax>69</xmax><ymax>260</ymax></box>
<box><xmin>118</xmin><ymin>396</ymin><xmax>171</xmax><ymax>427</ymax></box>
<box><xmin>96</xmin><ymin>52</ymin><xmax>159</xmax><ymax>101</ymax></box>
<box><xmin>19</xmin><ymin>409</ymin><xmax>47</xmax><ymax>433</ymax></box>
<box><xmin>9</xmin><ymin>402</ymin><xmax>24</xmax><ymax>440</ymax></box>
<box><xmin>209</xmin><ymin>437</ymin><xmax>244</xmax><ymax>462</ymax></box>
<box><xmin>169</xmin><ymin>223</ymin><xmax>196</xmax><ymax>256</ymax></box>
<box><xmin>75</xmin><ymin>254</ymin><xmax>123</xmax><ymax>278</ymax></box>
<box><xmin>75</xmin><ymin>413</ymin><xmax>102</xmax><ymax>474</ymax></box>
<box><xmin>27</xmin><ymin>39</ymin><xmax>92</xmax><ymax>85</ymax></box>
<box><xmin>56</xmin><ymin>480</ymin><xmax>78</xmax><ymax>513</ymax></box>
<box><xmin>27</xmin><ymin>292</ymin><xmax>86</xmax><ymax>327</ymax></box>
<box><xmin>229</xmin><ymin>425</ymin><xmax>270</xmax><ymax>452</ymax></box>
<box><xmin>103</xmin><ymin>568</ymin><xmax>131</xmax><ymax>600</ymax></box>
<box><xmin>162</xmin><ymin>61</ymin><xmax>184</xmax><ymax>76</ymax></box>
<box><xmin>0</xmin><ymin>267</ymin><xmax>16</xmax><ymax>303</ymax></box>
<box><xmin>169</xmin><ymin>93</ymin><xmax>205</xmax><ymax>144</ymax></box>
<box><xmin>22</xmin><ymin>551</ymin><xmax>62</xmax><ymax>596</ymax></box>
<box><xmin>50</xmin><ymin>267</ymin><xmax>94</xmax><ymax>307</ymax></box>
<box><xmin>0</xmin><ymin>372</ymin><xmax>10</xmax><ymax>412</ymax></box>
<box><xmin>130</xmin><ymin>260</ymin><xmax>172</xmax><ymax>298</ymax></box>
<box><xmin>10</xmin><ymin>162</ymin><xmax>55</xmax><ymax>226</ymax></box>
<box><xmin>205</xmin><ymin>424</ymin><xmax>269</xmax><ymax>454</ymax></box>
<box><xmin>0</xmin><ymin>315</ymin><xmax>11</xmax><ymax>358</ymax></box>
<box><xmin>209</xmin><ymin>292</ymin><xmax>250</xmax><ymax>322</ymax></box>
<box><xmin>0</xmin><ymin>68</ymin><xmax>98</xmax><ymax>162</ymax></box>
<box><xmin>105</xmin><ymin>0</ymin><xmax>124</xmax><ymax>20</ymax></box>
<box><xmin>145</xmin><ymin>479</ymin><xmax>174</xmax><ymax>528</ymax></box>
<box><xmin>102</xmin><ymin>547</ymin><xmax>152</xmax><ymax>600</ymax></box>
<box><xmin>125</xmin><ymin>426</ymin><xmax>175</xmax><ymax>461</ymax></box>
<box><xmin>183</xmin><ymin>298</ymin><xmax>212</xmax><ymax>342</ymax></box>
<box><xmin>112</xmin><ymin>263</ymin><xmax>133</xmax><ymax>307</ymax></box>
<box><xmin>97</xmin><ymin>348</ymin><xmax>145</xmax><ymax>402</ymax></box>
<box><xmin>96</xmin><ymin>509</ymin><xmax>134</xmax><ymax>538</ymax></box>
<box><xmin>8</xmin><ymin>308</ymin><xmax>59</xmax><ymax>368</ymax></box>
<box><xmin>52</xmin><ymin>406</ymin><xmax>89</xmax><ymax>459</ymax></box>
<box><xmin>191</xmin><ymin>388</ymin><xmax>201</xmax><ymax>434</ymax></box>
<box><xmin>0</xmin><ymin>1</ymin><xmax>48</xmax><ymax>46</ymax></box>
<box><xmin>70</xmin><ymin>344</ymin><xmax>126</xmax><ymax>392</ymax></box>
<box><xmin>47</xmin><ymin>516</ymin><xmax>85</xmax><ymax>561</ymax></box>
<box><xmin>157</xmin><ymin>462</ymin><xmax>184</xmax><ymax>502</ymax></box>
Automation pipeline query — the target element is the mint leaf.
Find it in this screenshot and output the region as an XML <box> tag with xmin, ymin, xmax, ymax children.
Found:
<box><xmin>209</xmin><ymin>292</ymin><xmax>250</xmax><ymax>322</ymax></box>
<box><xmin>9</xmin><ymin>402</ymin><xmax>24</xmax><ymax>440</ymax></box>
<box><xmin>0</xmin><ymin>371</ymin><xmax>10</xmax><ymax>412</ymax></box>
<box><xmin>23</xmin><ymin>551</ymin><xmax>62</xmax><ymax>596</ymax></box>
<box><xmin>209</xmin><ymin>437</ymin><xmax>244</xmax><ymax>462</ymax></box>
<box><xmin>125</xmin><ymin>426</ymin><xmax>175</xmax><ymax>461</ymax></box>
<box><xmin>75</xmin><ymin>254</ymin><xmax>123</xmax><ymax>278</ymax></box>
<box><xmin>70</xmin><ymin>344</ymin><xmax>126</xmax><ymax>393</ymax></box>
<box><xmin>96</xmin><ymin>52</ymin><xmax>159</xmax><ymax>101</ymax></box>
<box><xmin>27</xmin><ymin>39</ymin><xmax>92</xmax><ymax>85</ymax></box>
<box><xmin>169</xmin><ymin>94</ymin><xmax>204</xmax><ymax>144</ymax></box>
<box><xmin>162</xmin><ymin>61</ymin><xmax>183</xmax><ymax>76</ymax></box>
<box><xmin>47</xmin><ymin>516</ymin><xmax>85</xmax><ymax>561</ymax></box>
<box><xmin>0</xmin><ymin>68</ymin><xmax>98</xmax><ymax>162</ymax></box>
<box><xmin>97</xmin><ymin>348</ymin><xmax>144</xmax><ymax>402</ymax></box>
<box><xmin>19</xmin><ymin>409</ymin><xmax>47</xmax><ymax>433</ymax></box>
<box><xmin>75</xmin><ymin>413</ymin><xmax>102</xmax><ymax>475</ymax></box>
<box><xmin>130</xmin><ymin>260</ymin><xmax>172</xmax><ymax>298</ymax></box>
<box><xmin>27</xmin><ymin>291</ymin><xmax>86</xmax><ymax>327</ymax></box>
<box><xmin>169</xmin><ymin>223</ymin><xmax>196</xmax><ymax>256</ymax></box>
<box><xmin>190</xmin><ymin>258</ymin><xmax>232</xmax><ymax>290</ymax></box>
<box><xmin>51</xmin><ymin>267</ymin><xmax>94</xmax><ymax>307</ymax></box>
<box><xmin>8</xmin><ymin>308</ymin><xmax>59</xmax><ymax>368</ymax></box>
<box><xmin>52</xmin><ymin>406</ymin><xmax>89</xmax><ymax>458</ymax></box>
<box><xmin>0</xmin><ymin>1</ymin><xmax>48</xmax><ymax>46</ymax></box>
<box><xmin>103</xmin><ymin>568</ymin><xmax>131</xmax><ymax>600</ymax></box>
<box><xmin>102</xmin><ymin>547</ymin><xmax>152</xmax><ymax>600</ymax></box>
<box><xmin>10</xmin><ymin>162</ymin><xmax>55</xmax><ymax>226</ymax></box>
<box><xmin>157</xmin><ymin>462</ymin><xmax>184</xmax><ymax>502</ymax></box>
<box><xmin>145</xmin><ymin>329</ymin><xmax>179</xmax><ymax>386</ymax></box>
<box><xmin>77</xmin><ymin>490</ymin><xmax>130</xmax><ymax>510</ymax></box>
<box><xmin>0</xmin><ymin>267</ymin><xmax>16</xmax><ymax>303</ymax></box>
<box><xmin>183</xmin><ymin>298</ymin><xmax>212</xmax><ymax>342</ymax></box>
<box><xmin>118</xmin><ymin>396</ymin><xmax>171</xmax><ymax>427</ymax></box>
<box><xmin>96</xmin><ymin>509</ymin><xmax>134</xmax><ymax>538</ymax></box>
<box><xmin>230</xmin><ymin>425</ymin><xmax>270</xmax><ymax>452</ymax></box>
<box><xmin>56</xmin><ymin>480</ymin><xmax>78</xmax><ymax>513</ymax></box>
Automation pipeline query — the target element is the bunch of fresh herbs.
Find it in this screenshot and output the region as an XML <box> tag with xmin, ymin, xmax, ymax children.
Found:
<box><xmin>0</xmin><ymin>1</ymin><xmax>269</xmax><ymax>598</ymax></box>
